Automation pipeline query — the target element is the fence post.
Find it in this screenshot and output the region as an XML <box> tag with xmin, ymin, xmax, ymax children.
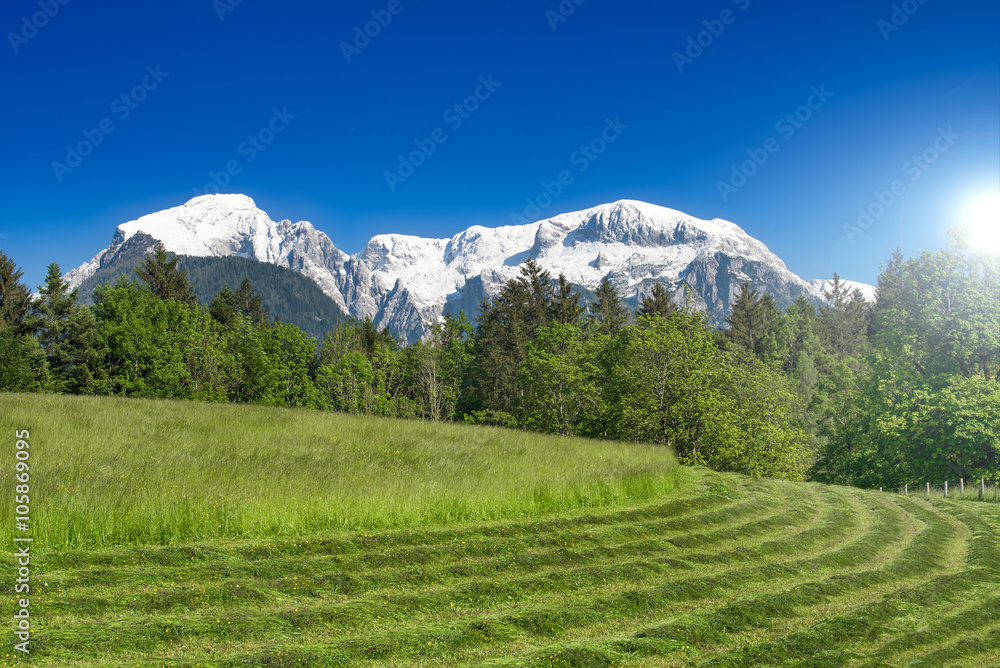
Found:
<box><xmin>945</xmin><ymin>481</ymin><xmax>948</xmax><ymax>498</ymax></box>
<box><xmin>905</xmin><ymin>484</ymin><xmax>908</xmax><ymax>495</ymax></box>
<box><xmin>880</xmin><ymin>487</ymin><xmax>883</xmax><ymax>492</ymax></box>
<box><xmin>984</xmin><ymin>478</ymin><xmax>987</xmax><ymax>496</ymax></box>
<box><xmin>961</xmin><ymin>478</ymin><xmax>965</xmax><ymax>494</ymax></box>
<box><xmin>927</xmin><ymin>482</ymin><xmax>931</xmax><ymax>497</ymax></box>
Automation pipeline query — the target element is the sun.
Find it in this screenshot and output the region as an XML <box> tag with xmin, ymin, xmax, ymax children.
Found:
<box><xmin>967</xmin><ymin>194</ymin><xmax>1000</xmax><ymax>254</ymax></box>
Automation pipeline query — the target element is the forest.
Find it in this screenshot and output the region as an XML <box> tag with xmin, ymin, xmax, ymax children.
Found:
<box><xmin>1</xmin><ymin>231</ymin><xmax>997</xmax><ymax>487</ymax></box>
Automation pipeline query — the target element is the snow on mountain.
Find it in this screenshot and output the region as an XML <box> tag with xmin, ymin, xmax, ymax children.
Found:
<box><xmin>66</xmin><ymin>194</ymin><xmax>351</xmax><ymax>312</ymax></box>
<box><xmin>807</xmin><ymin>278</ymin><xmax>878</xmax><ymax>303</ymax></box>
<box><xmin>67</xmin><ymin>195</ymin><xmax>865</xmax><ymax>342</ymax></box>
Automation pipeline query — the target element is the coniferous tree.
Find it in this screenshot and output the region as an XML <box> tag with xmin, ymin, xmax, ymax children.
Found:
<box><xmin>26</xmin><ymin>263</ymin><xmax>77</xmax><ymax>356</ymax></box>
<box><xmin>725</xmin><ymin>281</ymin><xmax>780</xmax><ymax>359</ymax></box>
<box><xmin>25</xmin><ymin>263</ymin><xmax>103</xmax><ymax>393</ymax></box>
<box><xmin>0</xmin><ymin>251</ymin><xmax>31</xmax><ymax>332</ymax></box>
<box><xmin>466</xmin><ymin>261</ymin><xmax>553</xmax><ymax>421</ymax></box>
<box><xmin>550</xmin><ymin>274</ymin><xmax>585</xmax><ymax>325</ymax></box>
<box><xmin>134</xmin><ymin>243</ymin><xmax>197</xmax><ymax>304</ymax></box>
<box><xmin>210</xmin><ymin>279</ymin><xmax>270</xmax><ymax>328</ymax></box>
<box><xmin>638</xmin><ymin>282</ymin><xmax>677</xmax><ymax>319</ymax></box>
<box><xmin>817</xmin><ymin>273</ymin><xmax>870</xmax><ymax>360</ymax></box>
<box><xmin>234</xmin><ymin>277</ymin><xmax>270</xmax><ymax>327</ymax></box>
<box><xmin>867</xmin><ymin>249</ymin><xmax>906</xmax><ymax>340</ymax></box>
<box><xmin>0</xmin><ymin>252</ymin><xmax>47</xmax><ymax>391</ymax></box>
<box><xmin>588</xmin><ymin>276</ymin><xmax>630</xmax><ymax>337</ymax></box>
<box><xmin>209</xmin><ymin>285</ymin><xmax>240</xmax><ymax>327</ymax></box>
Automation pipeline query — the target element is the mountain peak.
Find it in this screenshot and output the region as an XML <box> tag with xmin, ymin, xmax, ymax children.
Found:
<box><xmin>183</xmin><ymin>193</ymin><xmax>259</xmax><ymax>210</ymax></box>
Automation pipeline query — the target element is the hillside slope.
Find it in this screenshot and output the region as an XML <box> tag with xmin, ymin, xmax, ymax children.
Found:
<box><xmin>75</xmin><ymin>235</ymin><xmax>349</xmax><ymax>340</ymax></box>
<box><xmin>0</xmin><ymin>394</ymin><xmax>996</xmax><ymax>667</ymax></box>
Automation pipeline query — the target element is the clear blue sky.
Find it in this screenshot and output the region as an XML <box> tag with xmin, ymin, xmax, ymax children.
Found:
<box><xmin>3</xmin><ymin>0</ymin><xmax>997</xmax><ymax>290</ymax></box>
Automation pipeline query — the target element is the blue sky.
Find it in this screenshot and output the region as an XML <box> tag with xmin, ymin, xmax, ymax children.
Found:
<box><xmin>2</xmin><ymin>0</ymin><xmax>998</xmax><ymax>290</ymax></box>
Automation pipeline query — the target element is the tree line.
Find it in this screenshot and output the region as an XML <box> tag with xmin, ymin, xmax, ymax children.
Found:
<box><xmin>1</xmin><ymin>232</ymin><xmax>996</xmax><ymax>485</ymax></box>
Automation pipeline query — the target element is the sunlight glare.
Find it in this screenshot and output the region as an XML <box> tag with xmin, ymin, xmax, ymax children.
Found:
<box><xmin>967</xmin><ymin>194</ymin><xmax>1000</xmax><ymax>254</ymax></box>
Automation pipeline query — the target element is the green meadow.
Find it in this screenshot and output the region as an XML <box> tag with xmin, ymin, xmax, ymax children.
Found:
<box><xmin>1</xmin><ymin>393</ymin><xmax>998</xmax><ymax>667</ymax></box>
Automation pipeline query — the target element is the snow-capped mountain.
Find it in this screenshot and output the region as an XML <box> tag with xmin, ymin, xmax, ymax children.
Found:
<box><xmin>66</xmin><ymin>194</ymin><xmax>351</xmax><ymax>312</ymax></box>
<box><xmin>67</xmin><ymin>194</ymin><xmax>873</xmax><ymax>342</ymax></box>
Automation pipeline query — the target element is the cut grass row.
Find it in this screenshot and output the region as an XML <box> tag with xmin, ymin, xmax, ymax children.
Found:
<box><xmin>1</xmin><ymin>393</ymin><xmax>998</xmax><ymax>667</ymax></box>
<box><xmin>2</xmin><ymin>467</ymin><xmax>996</xmax><ymax>667</ymax></box>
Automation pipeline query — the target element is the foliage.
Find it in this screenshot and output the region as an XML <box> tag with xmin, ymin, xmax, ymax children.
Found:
<box><xmin>814</xmin><ymin>236</ymin><xmax>1000</xmax><ymax>486</ymax></box>
<box><xmin>1</xmin><ymin>234</ymin><xmax>995</xmax><ymax>487</ymax></box>
<box><xmin>0</xmin><ymin>250</ymin><xmax>32</xmax><ymax>331</ymax></box>
<box><xmin>185</xmin><ymin>255</ymin><xmax>348</xmax><ymax>338</ymax></box>
<box><xmin>725</xmin><ymin>280</ymin><xmax>780</xmax><ymax>359</ymax></box>
<box><xmin>134</xmin><ymin>243</ymin><xmax>197</xmax><ymax>304</ymax></box>
<box><xmin>24</xmin><ymin>263</ymin><xmax>104</xmax><ymax>393</ymax></box>
<box><xmin>519</xmin><ymin>323</ymin><xmax>600</xmax><ymax>435</ymax></box>
<box><xmin>638</xmin><ymin>281</ymin><xmax>678</xmax><ymax>319</ymax></box>
<box><xmin>92</xmin><ymin>278</ymin><xmax>227</xmax><ymax>400</ymax></box>
<box><xmin>588</xmin><ymin>276</ymin><xmax>630</xmax><ymax>337</ymax></box>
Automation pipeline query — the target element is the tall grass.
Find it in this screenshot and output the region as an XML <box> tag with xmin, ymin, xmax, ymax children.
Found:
<box><xmin>0</xmin><ymin>392</ymin><xmax>680</xmax><ymax>550</ymax></box>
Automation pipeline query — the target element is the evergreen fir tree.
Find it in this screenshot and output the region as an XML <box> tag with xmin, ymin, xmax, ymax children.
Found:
<box><xmin>588</xmin><ymin>276</ymin><xmax>630</xmax><ymax>337</ymax></box>
<box><xmin>724</xmin><ymin>281</ymin><xmax>780</xmax><ymax>358</ymax></box>
<box><xmin>0</xmin><ymin>251</ymin><xmax>31</xmax><ymax>332</ymax></box>
<box><xmin>817</xmin><ymin>272</ymin><xmax>870</xmax><ymax>359</ymax></box>
<box><xmin>24</xmin><ymin>264</ymin><xmax>78</xmax><ymax>389</ymax></box>
<box><xmin>209</xmin><ymin>285</ymin><xmax>240</xmax><ymax>327</ymax></box>
<box><xmin>550</xmin><ymin>274</ymin><xmax>585</xmax><ymax>325</ymax></box>
<box><xmin>235</xmin><ymin>277</ymin><xmax>270</xmax><ymax>327</ymax></box>
<box><xmin>134</xmin><ymin>243</ymin><xmax>197</xmax><ymax>304</ymax></box>
<box><xmin>638</xmin><ymin>282</ymin><xmax>677</xmax><ymax>319</ymax></box>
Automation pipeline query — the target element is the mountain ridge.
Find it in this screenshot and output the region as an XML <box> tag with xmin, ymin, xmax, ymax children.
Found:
<box><xmin>66</xmin><ymin>194</ymin><xmax>873</xmax><ymax>342</ymax></box>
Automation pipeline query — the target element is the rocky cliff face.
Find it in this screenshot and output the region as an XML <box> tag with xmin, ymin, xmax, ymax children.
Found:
<box><xmin>68</xmin><ymin>195</ymin><xmax>863</xmax><ymax>342</ymax></box>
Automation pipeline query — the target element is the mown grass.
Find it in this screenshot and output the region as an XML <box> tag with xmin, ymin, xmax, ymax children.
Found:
<box><xmin>1</xmin><ymin>393</ymin><xmax>998</xmax><ymax>667</ymax></box>
<box><xmin>0</xmin><ymin>393</ymin><xmax>680</xmax><ymax>550</ymax></box>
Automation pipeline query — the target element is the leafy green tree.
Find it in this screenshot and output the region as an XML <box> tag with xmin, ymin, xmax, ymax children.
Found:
<box><xmin>135</xmin><ymin>243</ymin><xmax>197</xmax><ymax>305</ymax></box>
<box><xmin>405</xmin><ymin>313</ymin><xmax>474</xmax><ymax>421</ymax></box>
<box><xmin>316</xmin><ymin>318</ymin><xmax>406</xmax><ymax>416</ymax></box>
<box><xmin>722</xmin><ymin>345</ymin><xmax>812</xmax><ymax>480</ymax></box>
<box><xmin>814</xmin><ymin>233</ymin><xmax>1000</xmax><ymax>486</ymax></box>
<box><xmin>255</xmin><ymin>323</ymin><xmax>321</xmax><ymax>408</ymax></box>
<box><xmin>315</xmin><ymin>348</ymin><xmax>375</xmax><ymax>414</ymax></box>
<box><xmin>518</xmin><ymin>323</ymin><xmax>600</xmax><ymax>435</ymax></box>
<box><xmin>93</xmin><ymin>278</ymin><xmax>226</xmax><ymax>400</ymax></box>
<box><xmin>600</xmin><ymin>312</ymin><xmax>730</xmax><ymax>463</ymax></box>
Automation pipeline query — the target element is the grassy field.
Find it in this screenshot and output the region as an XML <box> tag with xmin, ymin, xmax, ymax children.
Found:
<box><xmin>1</xmin><ymin>394</ymin><xmax>999</xmax><ymax>667</ymax></box>
<box><xmin>0</xmin><ymin>393</ymin><xmax>680</xmax><ymax>550</ymax></box>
